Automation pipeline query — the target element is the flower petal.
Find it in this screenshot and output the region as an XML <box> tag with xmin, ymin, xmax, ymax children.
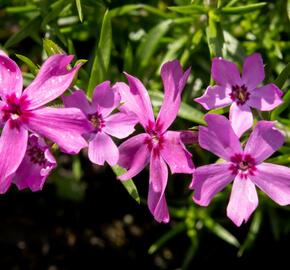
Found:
<box><xmin>199</xmin><ymin>114</ymin><xmax>242</xmax><ymax>161</ymax></box>
<box><xmin>212</xmin><ymin>57</ymin><xmax>242</xmax><ymax>87</ymax></box>
<box><xmin>242</xmin><ymin>53</ymin><xmax>264</xmax><ymax>90</ymax></box>
<box><xmin>92</xmin><ymin>81</ymin><xmax>121</xmax><ymax>117</ymax></box>
<box><xmin>0</xmin><ymin>54</ymin><xmax>23</xmax><ymax>99</ymax></box>
<box><xmin>227</xmin><ymin>175</ymin><xmax>258</xmax><ymax>227</ymax></box>
<box><xmin>118</xmin><ymin>133</ymin><xmax>150</xmax><ymax>180</ymax></box>
<box><xmin>160</xmin><ymin>131</ymin><xmax>194</xmax><ymax>174</ymax></box>
<box><xmin>27</xmin><ymin>107</ymin><xmax>91</xmax><ymax>154</ymax></box>
<box><xmin>23</xmin><ymin>54</ymin><xmax>81</xmax><ymax>110</ymax></box>
<box><xmin>229</xmin><ymin>103</ymin><xmax>253</xmax><ymax>138</ymax></box>
<box><xmin>249</xmin><ymin>163</ymin><xmax>290</xmax><ymax>205</ymax></box>
<box><xmin>103</xmin><ymin>112</ymin><xmax>137</xmax><ymax>139</ymax></box>
<box><xmin>156</xmin><ymin>60</ymin><xmax>190</xmax><ymax>132</ymax></box>
<box><xmin>62</xmin><ymin>90</ymin><xmax>93</xmax><ymax>114</ymax></box>
<box><xmin>148</xmin><ymin>153</ymin><xmax>169</xmax><ymax>223</ymax></box>
<box><xmin>116</xmin><ymin>74</ymin><xmax>155</xmax><ymax>129</ymax></box>
<box><xmin>0</xmin><ymin>121</ymin><xmax>28</xmax><ymax>193</ymax></box>
<box><xmin>13</xmin><ymin>134</ymin><xmax>56</xmax><ymax>191</ymax></box>
<box><xmin>191</xmin><ymin>163</ymin><xmax>235</xmax><ymax>206</ymax></box>
<box><xmin>244</xmin><ymin>121</ymin><xmax>284</xmax><ymax>164</ymax></box>
<box><xmin>194</xmin><ymin>85</ymin><xmax>232</xmax><ymax>110</ymax></box>
<box><xmin>180</xmin><ymin>130</ymin><xmax>198</xmax><ymax>145</ymax></box>
<box><xmin>88</xmin><ymin>132</ymin><xmax>119</xmax><ymax>166</ymax></box>
<box><xmin>247</xmin><ymin>83</ymin><xmax>283</xmax><ymax>111</ymax></box>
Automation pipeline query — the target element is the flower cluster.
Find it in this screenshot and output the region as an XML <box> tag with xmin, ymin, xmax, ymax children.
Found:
<box><xmin>0</xmin><ymin>51</ymin><xmax>289</xmax><ymax>226</ymax></box>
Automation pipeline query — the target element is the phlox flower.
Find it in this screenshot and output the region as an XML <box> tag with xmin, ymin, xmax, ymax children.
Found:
<box><xmin>0</xmin><ymin>53</ymin><xmax>92</xmax><ymax>192</ymax></box>
<box><xmin>195</xmin><ymin>53</ymin><xmax>283</xmax><ymax>137</ymax></box>
<box><xmin>63</xmin><ymin>81</ymin><xmax>137</xmax><ymax>166</ymax></box>
<box><xmin>191</xmin><ymin>114</ymin><xmax>290</xmax><ymax>226</ymax></box>
<box><xmin>116</xmin><ymin>60</ymin><xmax>194</xmax><ymax>223</ymax></box>
<box><xmin>13</xmin><ymin>134</ymin><xmax>56</xmax><ymax>191</ymax></box>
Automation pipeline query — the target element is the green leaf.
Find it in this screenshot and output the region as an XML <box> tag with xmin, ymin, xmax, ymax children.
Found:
<box><xmin>42</xmin><ymin>0</ymin><xmax>70</xmax><ymax>28</ymax></box>
<box><xmin>149</xmin><ymin>91</ymin><xmax>206</xmax><ymax>124</ymax></box>
<box><xmin>67</xmin><ymin>39</ymin><xmax>76</xmax><ymax>55</ymax></box>
<box><xmin>111</xmin><ymin>165</ymin><xmax>140</xmax><ymax>204</ymax></box>
<box><xmin>136</xmin><ymin>20</ymin><xmax>172</xmax><ymax>72</ymax></box>
<box><xmin>238</xmin><ymin>210</ymin><xmax>262</xmax><ymax>257</ymax></box>
<box><xmin>271</xmin><ymin>90</ymin><xmax>290</xmax><ymax>123</ymax></box>
<box><xmin>55</xmin><ymin>176</ymin><xmax>86</xmax><ymax>202</ymax></box>
<box><xmin>276</xmin><ymin>122</ymin><xmax>290</xmax><ymax>143</ymax></box>
<box><xmin>267</xmin><ymin>154</ymin><xmax>290</xmax><ymax>165</ymax></box>
<box><xmin>87</xmin><ymin>10</ymin><xmax>112</xmax><ymax>98</ymax></box>
<box><xmin>72</xmin><ymin>156</ymin><xmax>82</xmax><ymax>181</ymax></box>
<box><xmin>15</xmin><ymin>54</ymin><xmax>39</xmax><ymax>75</ymax></box>
<box><xmin>274</xmin><ymin>62</ymin><xmax>290</xmax><ymax>89</ymax></box>
<box><xmin>5</xmin><ymin>5</ymin><xmax>38</xmax><ymax>13</ymax></box>
<box><xmin>109</xmin><ymin>4</ymin><xmax>171</xmax><ymax>18</ymax></box>
<box><xmin>181</xmin><ymin>239</ymin><xmax>199</xmax><ymax>270</ymax></box>
<box><xmin>204</xmin><ymin>218</ymin><xmax>240</xmax><ymax>247</ymax></box>
<box><xmin>220</xmin><ymin>2</ymin><xmax>267</xmax><ymax>15</ymax></box>
<box><xmin>223</xmin><ymin>31</ymin><xmax>246</xmax><ymax>62</ymax></box>
<box><xmin>208</xmin><ymin>106</ymin><xmax>229</xmax><ymax>115</ymax></box>
<box><xmin>168</xmin><ymin>4</ymin><xmax>207</xmax><ymax>15</ymax></box>
<box><xmin>226</xmin><ymin>0</ymin><xmax>240</xmax><ymax>7</ymax></box>
<box><xmin>206</xmin><ymin>10</ymin><xmax>224</xmax><ymax>58</ymax></box>
<box><xmin>75</xmin><ymin>59</ymin><xmax>88</xmax><ymax>66</ymax></box>
<box><xmin>75</xmin><ymin>0</ymin><xmax>83</xmax><ymax>22</ymax></box>
<box><xmin>43</xmin><ymin>38</ymin><xmax>66</xmax><ymax>56</ymax></box>
<box><xmin>124</xmin><ymin>42</ymin><xmax>133</xmax><ymax>72</ymax></box>
<box><xmin>4</xmin><ymin>16</ymin><xmax>42</xmax><ymax>48</ymax></box>
<box><xmin>161</xmin><ymin>35</ymin><xmax>188</xmax><ymax>65</ymax></box>
<box><xmin>148</xmin><ymin>223</ymin><xmax>186</xmax><ymax>254</ymax></box>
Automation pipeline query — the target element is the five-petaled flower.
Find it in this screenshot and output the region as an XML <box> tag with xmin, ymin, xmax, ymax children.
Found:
<box><xmin>0</xmin><ymin>53</ymin><xmax>92</xmax><ymax>193</ymax></box>
<box><xmin>63</xmin><ymin>82</ymin><xmax>137</xmax><ymax>166</ymax></box>
<box><xmin>195</xmin><ymin>53</ymin><xmax>283</xmax><ymax>137</ymax></box>
<box><xmin>190</xmin><ymin>114</ymin><xmax>290</xmax><ymax>226</ymax></box>
<box><xmin>13</xmin><ymin>133</ymin><xmax>56</xmax><ymax>191</ymax></box>
<box><xmin>116</xmin><ymin>60</ymin><xmax>195</xmax><ymax>223</ymax></box>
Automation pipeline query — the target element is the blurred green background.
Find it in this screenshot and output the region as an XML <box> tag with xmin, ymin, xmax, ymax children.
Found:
<box><xmin>0</xmin><ymin>0</ymin><xmax>290</xmax><ymax>269</ymax></box>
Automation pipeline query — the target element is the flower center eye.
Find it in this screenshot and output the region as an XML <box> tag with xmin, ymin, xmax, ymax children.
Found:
<box><xmin>28</xmin><ymin>145</ymin><xmax>46</xmax><ymax>166</ymax></box>
<box><xmin>229</xmin><ymin>154</ymin><xmax>256</xmax><ymax>178</ymax></box>
<box><xmin>3</xmin><ymin>96</ymin><xmax>22</xmax><ymax>117</ymax></box>
<box><xmin>1</xmin><ymin>94</ymin><xmax>31</xmax><ymax>128</ymax></box>
<box><xmin>88</xmin><ymin>113</ymin><xmax>105</xmax><ymax>131</ymax></box>
<box><xmin>229</xmin><ymin>85</ymin><xmax>250</xmax><ymax>105</ymax></box>
<box><xmin>238</xmin><ymin>161</ymin><xmax>249</xmax><ymax>171</ymax></box>
<box><xmin>151</xmin><ymin>134</ymin><xmax>160</xmax><ymax>145</ymax></box>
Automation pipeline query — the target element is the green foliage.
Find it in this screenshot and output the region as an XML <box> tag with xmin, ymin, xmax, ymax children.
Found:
<box><xmin>111</xmin><ymin>165</ymin><xmax>140</xmax><ymax>204</ymax></box>
<box><xmin>87</xmin><ymin>9</ymin><xmax>112</xmax><ymax>98</ymax></box>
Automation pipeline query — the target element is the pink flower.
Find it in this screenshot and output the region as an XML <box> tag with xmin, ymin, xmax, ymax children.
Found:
<box><xmin>63</xmin><ymin>81</ymin><xmax>137</xmax><ymax>166</ymax></box>
<box><xmin>116</xmin><ymin>60</ymin><xmax>195</xmax><ymax>223</ymax></box>
<box><xmin>0</xmin><ymin>53</ymin><xmax>91</xmax><ymax>193</ymax></box>
<box><xmin>13</xmin><ymin>134</ymin><xmax>56</xmax><ymax>191</ymax></box>
<box><xmin>190</xmin><ymin>114</ymin><xmax>290</xmax><ymax>226</ymax></box>
<box><xmin>195</xmin><ymin>53</ymin><xmax>283</xmax><ymax>137</ymax></box>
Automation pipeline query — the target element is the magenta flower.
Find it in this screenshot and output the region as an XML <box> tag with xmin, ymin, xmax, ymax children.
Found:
<box><xmin>116</xmin><ymin>60</ymin><xmax>194</xmax><ymax>223</ymax></box>
<box><xmin>63</xmin><ymin>81</ymin><xmax>137</xmax><ymax>166</ymax></box>
<box><xmin>13</xmin><ymin>134</ymin><xmax>56</xmax><ymax>191</ymax></box>
<box><xmin>195</xmin><ymin>53</ymin><xmax>283</xmax><ymax>137</ymax></box>
<box><xmin>190</xmin><ymin>114</ymin><xmax>290</xmax><ymax>226</ymax></box>
<box><xmin>0</xmin><ymin>53</ymin><xmax>91</xmax><ymax>192</ymax></box>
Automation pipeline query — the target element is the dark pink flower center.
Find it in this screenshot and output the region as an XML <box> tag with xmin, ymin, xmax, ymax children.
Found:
<box><xmin>229</xmin><ymin>153</ymin><xmax>256</xmax><ymax>179</ymax></box>
<box><xmin>28</xmin><ymin>144</ymin><xmax>47</xmax><ymax>166</ymax></box>
<box><xmin>88</xmin><ymin>112</ymin><xmax>105</xmax><ymax>132</ymax></box>
<box><xmin>145</xmin><ymin>121</ymin><xmax>164</xmax><ymax>153</ymax></box>
<box><xmin>229</xmin><ymin>84</ymin><xmax>250</xmax><ymax>106</ymax></box>
<box><xmin>1</xmin><ymin>93</ymin><xmax>30</xmax><ymax>129</ymax></box>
